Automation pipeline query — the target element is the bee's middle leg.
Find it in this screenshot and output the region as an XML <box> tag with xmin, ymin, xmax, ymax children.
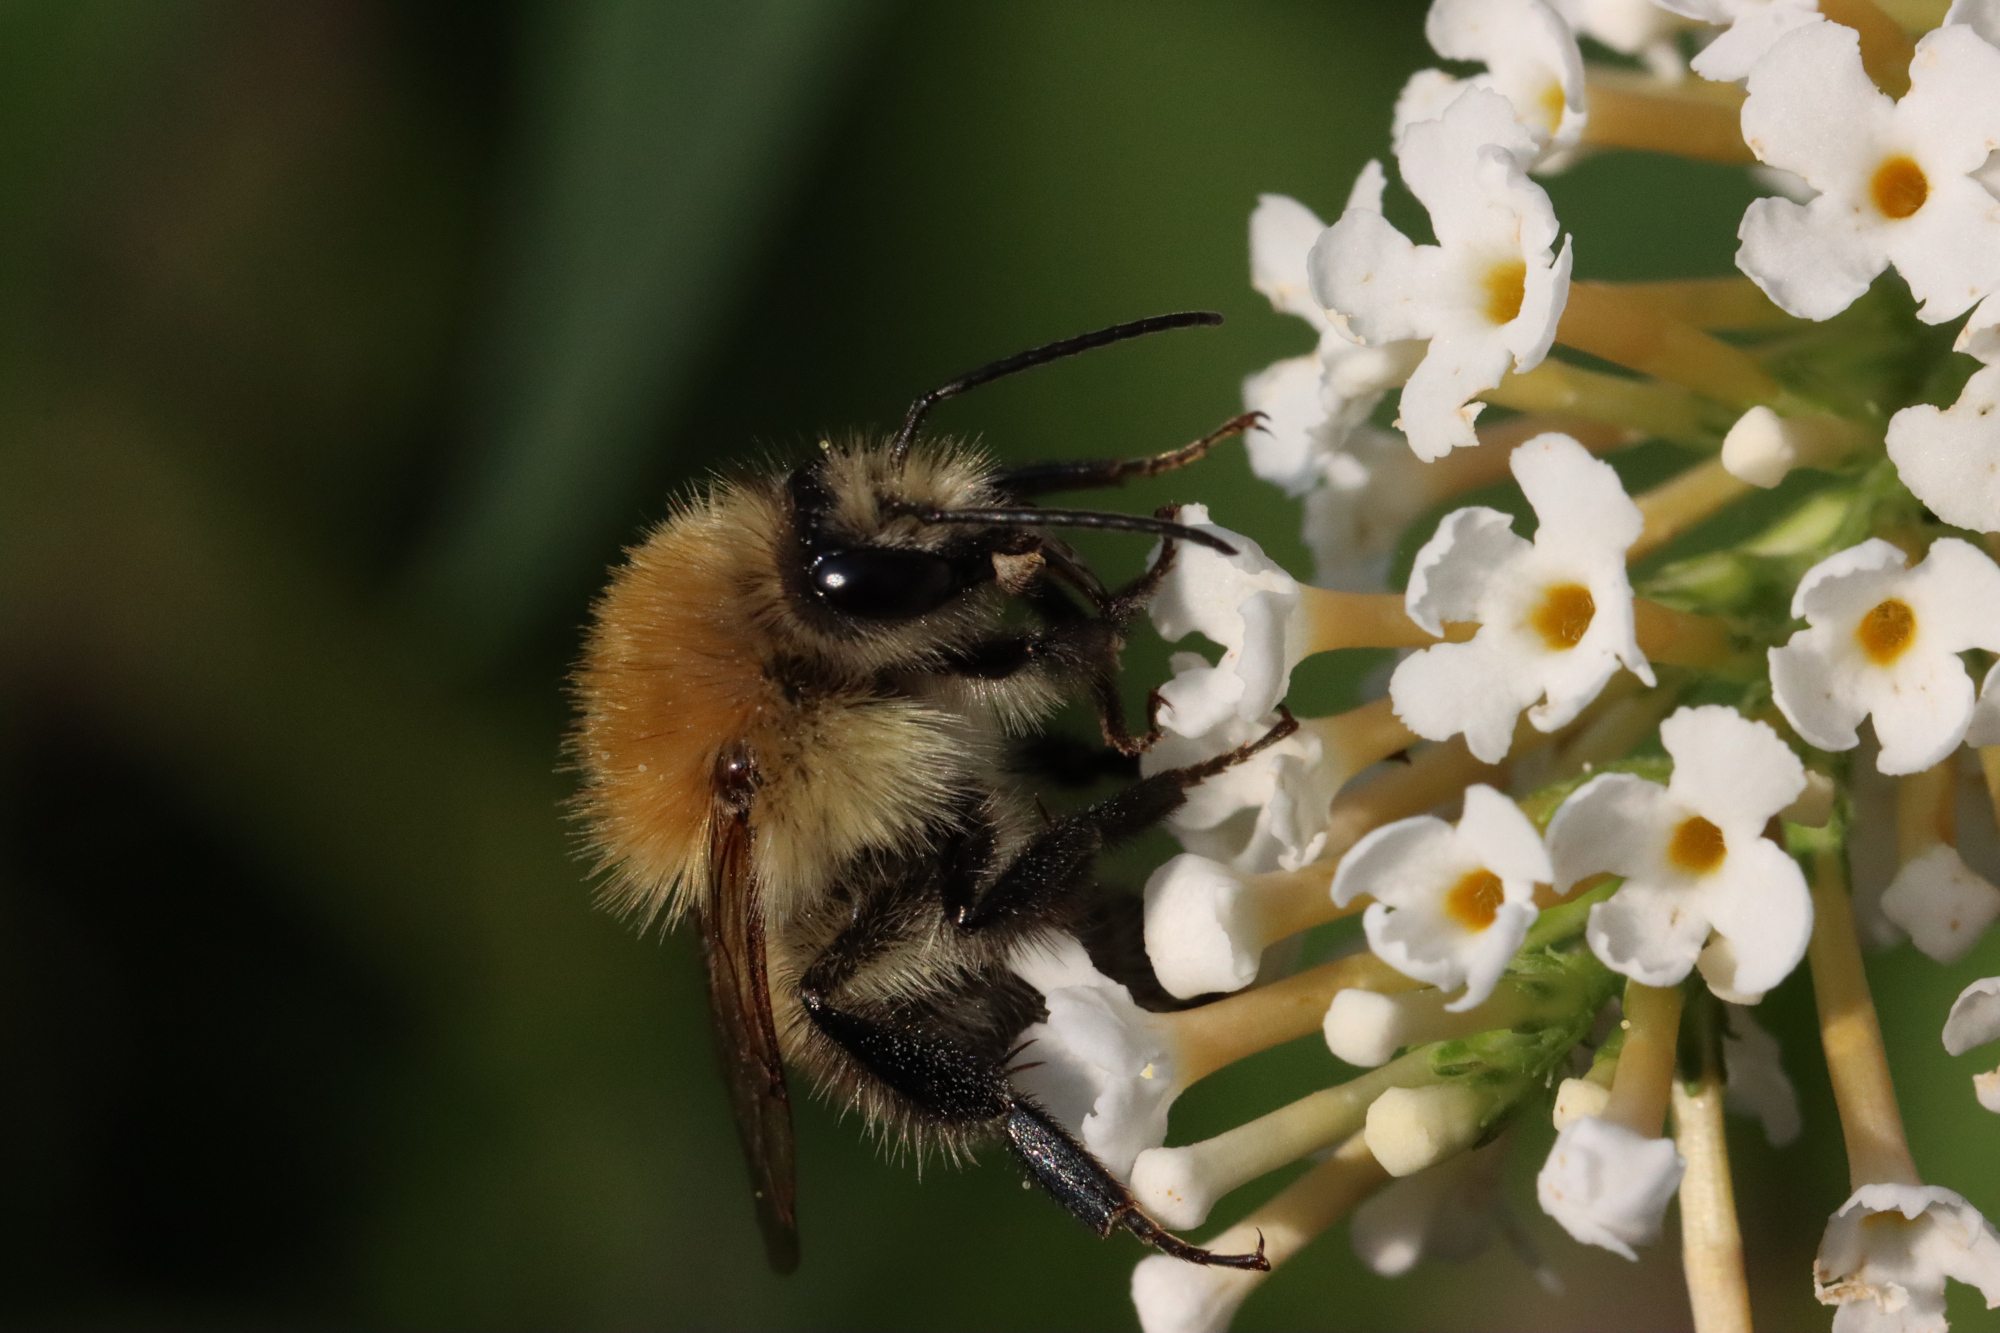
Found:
<box><xmin>953</xmin><ymin>710</ymin><xmax>1298</xmax><ymax>933</ymax></box>
<box><xmin>796</xmin><ymin>987</ymin><xmax>1268</xmax><ymax>1271</ymax></box>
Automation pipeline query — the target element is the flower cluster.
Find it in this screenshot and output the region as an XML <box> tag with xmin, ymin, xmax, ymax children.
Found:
<box><xmin>1010</xmin><ymin>3</ymin><xmax>2000</xmax><ymax>1329</ymax></box>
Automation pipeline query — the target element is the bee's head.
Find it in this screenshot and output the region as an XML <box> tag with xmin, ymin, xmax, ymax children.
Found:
<box><xmin>783</xmin><ymin>439</ymin><xmax>1016</xmax><ymax>627</ymax></box>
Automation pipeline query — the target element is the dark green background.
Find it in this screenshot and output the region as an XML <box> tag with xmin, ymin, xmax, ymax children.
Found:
<box><xmin>1</xmin><ymin>2</ymin><xmax>1994</xmax><ymax>1328</ymax></box>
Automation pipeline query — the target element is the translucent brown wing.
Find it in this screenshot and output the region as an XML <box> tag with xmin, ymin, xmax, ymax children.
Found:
<box><xmin>696</xmin><ymin>808</ymin><xmax>799</xmax><ymax>1273</ymax></box>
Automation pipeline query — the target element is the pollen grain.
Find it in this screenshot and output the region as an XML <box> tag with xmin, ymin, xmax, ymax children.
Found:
<box><xmin>1870</xmin><ymin>156</ymin><xmax>1928</xmax><ymax>220</ymax></box>
<box><xmin>1856</xmin><ymin>598</ymin><xmax>1917</xmax><ymax>665</ymax></box>
<box><xmin>1668</xmin><ymin>815</ymin><xmax>1728</xmax><ymax>874</ymax></box>
<box><xmin>1530</xmin><ymin>582</ymin><xmax>1595</xmax><ymax>651</ymax></box>
<box><xmin>1446</xmin><ymin>868</ymin><xmax>1506</xmax><ymax>931</ymax></box>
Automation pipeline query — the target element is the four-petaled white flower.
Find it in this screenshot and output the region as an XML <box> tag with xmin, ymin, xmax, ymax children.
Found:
<box><xmin>1879</xmin><ymin>844</ymin><xmax>2000</xmax><ymax>964</ymax></box>
<box><xmin>1943</xmin><ymin>976</ymin><xmax>2000</xmax><ymax>1113</ymax></box>
<box><xmin>1392</xmin><ymin>0</ymin><xmax>1587</xmax><ymax>170</ymax></box>
<box><xmin>1243</xmin><ymin>183</ymin><xmax>1424</xmax><ymax>498</ymax></box>
<box><xmin>1652</xmin><ymin>0</ymin><xmax>1824</xmax><ymax>83</ymax></box>
<box><xmin>1815</xmin><ymin>1184</ymin><xmax>2000</xmax><ymax>1331</ymax></box>
<box><xmin>1536</xmin><ymin>1115</ymin><xmax>1685</xmax><ymax>1260</ymax></box>
<box><xmin>1009</xmin><ymin>936</ymin><xmax>1179</xmax><ymax>1180</ymax></box>
<box><xmin>1547</xmin><ymin>705</ymin><xmax>1813</xmax><ymax>1001</ymax></box>
<box><xmin>1390</xmin><ymin>433</ymin><xmax>1650</xmax><ymax>764</ymax></box>
<box><xmin>1736</xmin><ymin>21</ymin><xmax>2000</xmax><ymax>324</ymax></box>
<box><xmin>1309</xmin><ymin>86</ymin><xmax>1573</xmax><ymax>460</ymax></box>
<box><xmin>1331</xmin><ymin>784</ymin><xmax>1549</xmax><ymax>1011</ymax></box>
<box><xmin>1769</xmin><ymin>537</ymin><xmax>2000</xmax><ymax>776</ymax></box>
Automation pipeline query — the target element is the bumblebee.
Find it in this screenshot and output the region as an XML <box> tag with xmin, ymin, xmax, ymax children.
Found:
<box><xmin>572</xmin><ymin>314</ymin><xmax>1286</xmax><ymax>1273</ymax></box>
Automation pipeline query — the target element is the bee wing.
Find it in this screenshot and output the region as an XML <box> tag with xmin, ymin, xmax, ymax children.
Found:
<box><xmin>696</xmin><ymin>809</ymin><xmax>800</xmax><ymax>1274</ymax></box>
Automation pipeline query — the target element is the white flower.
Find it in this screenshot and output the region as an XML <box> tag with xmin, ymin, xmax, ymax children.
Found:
<box><xmin>1942</xmin><ymin>977</ymin><xmax>2000</xmax><ymax>1112</ymax></box>
<box><xmin>1142</xmin><ymin>707</ymin><xmax>1344</xmax><ymax>875</ymax></box>
<box><xmin>1143</xmin><ymin>854</ymin><xmax>1263</xmax><ymax>999</ymax></box>
<box><xmin>1352</xmin><ymin>1136</ymin><xmax>1511</xmax><ymax>1275</ymax></box>
<box><xmin>1243</xmin><ymin>187</ymin><xmax>1423</xmax><ymax>496</ymax></box>
<box><xmin>1653</xmin><ymin>0</ymin><xmax>1824</xmax><ymax>84</ymax></box>
<box><xmin>1769</xmin><ymin>537</ymin><xmax>2000</xmax><ymax>775</ymax></box>
<box><xmin>1815</xmin><ymin>1184</ymin><xmax>2000</xmax><ymax>1331</ymax></box>
<box><xmin>1736</xmin><ymin>21</ymin><xmax>2000</xmax><ymax>324</ymax></box>
<box><xmin>1148</xmin><ymin>506</ymin><xmax>1303</xmax><ymax>738</ymax></box>
<box><xmin>1954</xmin><ymin>290</ymin><xmax>2000</xmax><ymax>365</ymax></box>
<box><xmin>1553</xmin><ymin>0</ymin><xmax>1693</xmax><ymax>80</ymax></box>
<box><xmin>1392</xmin><ymin>0</ymin><xmax>1587</xmax><ymax>169</ymax></box>
<box><xmin>1309</xmin><ymin>87</ymin><xmax>1573</xmax><ymax>461</ymax></box>
<box><xmin>1301</xmin><ymin>425</ymin><xmax>1433</xmax><ymax>592</ymax></box>
<box><xmin>1880</xmin><ymin>844</ymin><xmax>2000</xmax><ymax>963</ymax></box>
<box><xmin>1389</xmin><ymin>434</ymin><xmax>1650</xmax><ymax>763</ymax></box>
<box><xmin>1886</xmin><ymin>365</ymin><xmax>2000</xmax><ymax>534</ymax></box>
<box><xmin>1331</xmin><ymin>784</ymin><xmax>1549</xmax><ymax>1010</ymax></box>
<box><xmin>1970</xmin><ymin>659</ymin><xmax>2000</xmax><ymax>748</ymax></box>
<box><xmin>1536</xmin><ymin>1115</ymin><xmax>1685</xmax><ymax>1260</ymax></box>
<box><xmin>1130</xmin><ymin>1256</ymin><xmax>1256</xmax><ymax>1333</ymax></box>
<box><xmin>1947</xmin><ymin>0</ymin><xmax>2000</xmax><ymax>51</ymax></box>
<box><xmin>1009</xmin><ymin>936</ymin><xmax>1179</xmax><ymax>1180</ymax></box>
<box><xmin>1723</xmin><ymin>1003</ymin><xmax>1802</xmax><ymax>1145</ymax></box>
<box><xmin>1547</xmin><ymin>705</ymin><xmax>1813</xmax><ymax>999</ymax></box>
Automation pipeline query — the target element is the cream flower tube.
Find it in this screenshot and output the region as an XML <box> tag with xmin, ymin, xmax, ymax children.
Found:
<box><xmin>1128</xmin><ymin>1049</ymin><xmax>1448</xmax><ymax>1231</ymax></box>
<box><xmin>1130</xmin><ymin>1135</ymin><xmax>1387</xmax><ymax>1333</ymax></box>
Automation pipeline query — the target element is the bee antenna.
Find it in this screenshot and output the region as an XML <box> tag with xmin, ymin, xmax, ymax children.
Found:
<box><xmin>892</xmin><ymin>503</ymin><xmax>1238</xmax><ymax>556</ymax></box>
<box><xmin>887</xmin><ymin>311</ymin><xmax>1223</xmax><ymax>466</ymax></box>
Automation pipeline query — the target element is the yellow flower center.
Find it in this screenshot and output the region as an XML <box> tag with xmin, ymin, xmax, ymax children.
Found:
<box><xmin>1871</xmin><ymin>156</ymin><xmax>1928</xmax><ymax>220</ymax></box>
<box><xmin>1530</xmin><ymin>582</ymin><xmax>1595</xmax><ymax>650</ymax></box>
<box><xmin>1537</xmin><ymin>79</ymin><xmax>1567</xmax><ymax>135</ymax></box>
<box><xmin>1445</xmin><ymin>868</ymin><xmax>1506</xmax><ymax>931</ymax></box>
<box><xmin>1856</xmin><ymin>598</ymin><xmax>1917</xmax><ymax>666</ymax></box>
<box><xmin>1483</xmin><ymin>258</ymin><xmax>1528</xmax><ymax>326</ymax></box>
<box><xmin>1668</xmin><ymin>815</ymin><xmax>1728</xmax><ymax>874</ymax></box>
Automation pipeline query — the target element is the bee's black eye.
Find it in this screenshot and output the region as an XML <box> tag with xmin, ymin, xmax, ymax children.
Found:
<box><xmin>809</xmin><ymin>548</ymin><xmax>960</xmax><ymax>620</ymax></box>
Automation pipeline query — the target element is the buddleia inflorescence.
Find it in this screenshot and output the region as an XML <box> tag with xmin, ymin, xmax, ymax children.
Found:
<box><xmin>1004</xmin><ymin>2</ymin><xmax>2000</xmax><ymax>1329</ymax></box>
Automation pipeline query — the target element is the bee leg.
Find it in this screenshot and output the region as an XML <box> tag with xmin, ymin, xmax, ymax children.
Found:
<box><xmin>992</xmin><ymin>412</ymin><xmax>1262</xmax><ymax>500</ymax></box>
<box><xmin>797</xmin><ymin>988</ymin><xmax>1266</xmax><ymax>1270</ymax></box>
<box><xmin>954</xmin><ymin>711</ymin><xmax>1298</xmax><ymax>933</ymax></box>
<box><xmin>1008</xmin><ymin>734</ymin><xmax>1139</xmax><ymax>787</ymax></box>
<box><xmin>1005</xmin><ymin>1098</ymin><xmax>1268</xmax><ymax>1270</ymax></box>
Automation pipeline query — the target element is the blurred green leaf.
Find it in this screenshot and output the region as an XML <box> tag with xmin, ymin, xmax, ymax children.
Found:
<box><xmin>406</xmin><ymin>0</ymin><xmax>882</xmax><ymax>665</ymax></box>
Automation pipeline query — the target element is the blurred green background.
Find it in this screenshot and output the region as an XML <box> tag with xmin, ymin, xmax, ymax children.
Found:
<box><xmin>2</xmin><ymin>2</ymin><xmax>1996</xmax><ymax>1328</ymax></box>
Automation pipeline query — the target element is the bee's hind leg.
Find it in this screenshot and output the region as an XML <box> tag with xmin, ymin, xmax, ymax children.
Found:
<box><xmin>796</xmin><ymin>987</ymin><xmax>1266</xmax><ymax>1270</ymax></box>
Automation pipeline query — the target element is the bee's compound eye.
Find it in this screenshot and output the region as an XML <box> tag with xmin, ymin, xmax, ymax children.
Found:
<box><xmin>809</xmin><ymin>547</ymin><xmax>959</xmax><ymax>619</ymax></box>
